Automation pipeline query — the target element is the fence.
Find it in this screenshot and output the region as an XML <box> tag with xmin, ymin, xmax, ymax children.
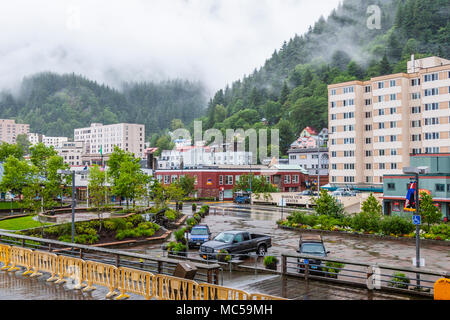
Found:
<box><xmin>281</xmin><ymin>252</ymin><xmax>449</xmax><ymax>298</ymax></box>
<box><xmin>0</xmin><ymin>235</ymin><xmax>286</xmax><ymax>300</ymax></box>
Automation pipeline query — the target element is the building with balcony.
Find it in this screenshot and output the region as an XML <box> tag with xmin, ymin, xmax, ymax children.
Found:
<box><xmin>0</xmin><ymin>119</ymin><xmax>29</xmax><ymax>144</ymax></box>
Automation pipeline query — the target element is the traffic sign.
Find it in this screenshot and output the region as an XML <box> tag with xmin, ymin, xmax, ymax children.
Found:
<box><xmin>412</xmin><ymin>215</ymin><xmax>421</xmax><ymax>225</ymax></box>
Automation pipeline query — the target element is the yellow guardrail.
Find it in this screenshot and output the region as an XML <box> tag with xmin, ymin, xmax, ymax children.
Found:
<box><xmin>8</xmin><ymin>247</ymin><xmax>33</xmax><ymax>276</ymax></box>
<box><xmin>434</xmin><ymin>278</ymin><xmax>450</xmax><ymax>300</ymax></box>
<box><xmin>117</xmin><ymin>267</ymin><xmax>154</xmax><ymax>300</ymax></box>
<box><xmin>0</xmin><ymin>244</ymin><xmax>11</xmax><ymax>271</ymax></box>
<box><xmin>83</xmin><ymin>261</ymin><xmax>118</xmax><ymax>298</ymax></box>
<box><xmin>29</xmin><ymin>251</ymin><xmax>58</xmax><ymax>281</ymax></box>
<box><xmin>198</xmin><ymin>283</ymin><xmax>250</xmax><ymax>300</ymax></box>
<box><xmin>54</xmin><ymin>255</ymin><xmax>87</xmax><ymax>290</ymax></box>
<box><xmin>153</xmin><ymin>274</ymin><xmax>199</xmax><ymax>300</ymax></box>
<box><xmin>0</xmin><ymin>243</ymin><xmax>287</xmax><ymax>300</ymax></box>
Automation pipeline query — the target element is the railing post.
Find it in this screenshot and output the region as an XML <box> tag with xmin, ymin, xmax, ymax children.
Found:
<box><xmin>215</xmin><ymin>268</ymin><xmax>219</xmax><ymax>285</ymax></box>
<box><xmin>305</xmin><ymin>264</ymin><xmax>309</xmax><ymax>280</ymax></box>
<box><xmin>281</xmin><ymin>255</ymin><xmax>287</xmax><ymax>275</ymax></box>
<box><xmin>116</xmin><ymin>255</ymin><xmax>120</xmax><ymax>268</ymax></box>
<box><xmin>79</xmin><ymin>248</ymin><xmax>83</xmax><ymax>260</ymax></box>
<box><xmin>207</xmin><ymin>270</ymin><xmax>212</xmax><ymax>284</ymax></box>
<box><xmin>157</xmin><ymin>261</ymin><xmax>162</xmax><ymax>274</ymax></box>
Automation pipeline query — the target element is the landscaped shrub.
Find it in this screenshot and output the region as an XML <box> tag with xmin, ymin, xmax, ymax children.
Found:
<box><xmin>429</xmin><ymin>224</ymin><xmax>450</xmax><ymax>240</ymax></box>
<box><xmin>380</xmin><ymin>216</ymin><xmax>415</xmax><ymax>236</ymax></box>
<box><xmin>193</xmin><ymin>213</ymin><xmax>202</xmax><ymax>222</ymax></box>
<box><xmin>217</xmin><ymin>249</ymin><xmax>231</xmax><ymax>262</ymax></box>
<box><xmin>174</xmin><ymin>228</ymin><xmax>187</xmax><ymax>243</ymax></box>
<box><xmin>351</xmin><ymin>212</ymin><xmax>382</xmax><ymax>233</ymax></box>
<box><xmin>324</xmin><ymin>261</ymin><xmax>345</xmax><ymax>277</ymax></box>
<box><xmin>165</xmin><ymin>209</ymin><xmax>177</xmax><ymax>221</ymax></box>
<box><xmin>263</xmin><ymin>256</ymin><xmax>278</xmax><ymax>269</ymax></box>
<box><xmin>388</xmin><ymin>272</ymin><xmax>410</xmax><ymax>289</ymax></box>
<box><xmin>186</xmin><ymin>217</ymin><xmax>197</xmax><ymax>227</ymax></box>
<box><xmin>111</xmin><ymin>218</ymin><xmax>127</xmax><ymax>231</ymax></box>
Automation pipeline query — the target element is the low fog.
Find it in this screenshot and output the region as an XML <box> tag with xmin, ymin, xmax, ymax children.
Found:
<box><xmin>0</xmin><ymin>0</ymin><xmax>340</xmax><ymax>95</ymax></box>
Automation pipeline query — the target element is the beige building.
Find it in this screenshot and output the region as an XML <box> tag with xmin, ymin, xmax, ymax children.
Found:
<box><xmin>56</xmin><ymin>141</ymin><xmax>86</xmax><ymax>166</ymax></box>
<box><xmin>0</xmin><ymin>119</ymin><xmax>29</xmax><ymax>144</ymax></box>
<box><xmin>328</xmin><ymin>55</ymin><xmax>450</xmax><ymax>188</ymax></box>
<box><xmin>74</xmin><ymin>123</ymin><xmax>145</xmax><ymax>159</ymax></box>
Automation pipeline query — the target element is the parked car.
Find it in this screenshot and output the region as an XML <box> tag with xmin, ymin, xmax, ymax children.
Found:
<box><xmin>187</xmin><ymin>225</ymin><xmax>212</xmax><ymax>248</ymax></box>
<box><xmin>332</xmin><ymin>188</ymin><xmax>356</xmax><ymax>197</ymax></box>
<box><xmin>234</xmin><ymin>191</ymin><xmax>251</xmax><ymax>204</ymax></box>
<box><xmin>299</xmin><ymin>190</ymin><xmax>312</xmax><ymax>196</ymax></box>
<box><xmin>199</xmin><ymin>230</ymin><xmax>272</xmax><ymax>260</ymax></box>
<box><xmin>296</xmin><ymin>235</ymin><xmax>330</xmax><ymax>275</ymax></box>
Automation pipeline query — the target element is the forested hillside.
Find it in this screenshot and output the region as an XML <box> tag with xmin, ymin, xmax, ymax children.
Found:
<box><xmin>200</xmin><ymin>0</ymin><xmax>450</xmax><ymax>155</ymax></box>
<box><xmin>0</xmin><ymin>72</ymin><xmax>207</xmax><ymax>138</ymax></box>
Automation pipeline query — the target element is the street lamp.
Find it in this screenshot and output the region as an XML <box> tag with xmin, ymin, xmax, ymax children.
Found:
<box><xmin>57</xmin><ymin>168</ymin><xmax>88</xmax><ymax>244</ymax></box>
<box><xmin>402</xmin><ymin>166</ymin><xmax>429</xmax><ymax>289</ymax></box>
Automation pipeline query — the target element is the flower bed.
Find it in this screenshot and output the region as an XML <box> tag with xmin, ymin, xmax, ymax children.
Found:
<box><xmin>277</xmin><ymin>210</ymin><xmax>450</xmax><ymax>242</ymax></box>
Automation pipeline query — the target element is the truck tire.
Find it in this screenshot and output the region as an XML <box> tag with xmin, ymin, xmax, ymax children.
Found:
<box><xmin>257</xmin><ymin>245</ymin><xmax>267</xmax><ymax>256</ymax></box>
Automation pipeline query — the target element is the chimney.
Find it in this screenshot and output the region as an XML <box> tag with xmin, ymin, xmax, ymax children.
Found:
<box><xmin>411</xmin><ymin>54</ymin><xmax>415</xmax><ymax>73</ymax></box>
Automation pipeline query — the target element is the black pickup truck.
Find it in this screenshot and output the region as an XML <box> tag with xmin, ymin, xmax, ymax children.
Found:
<box><xmin>199</xmin><ymin>230</ymin><xmax>272</xmax><ymax>260</ymax></box>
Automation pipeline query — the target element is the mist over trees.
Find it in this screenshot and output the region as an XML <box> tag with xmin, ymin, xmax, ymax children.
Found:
<box><xmin>0</xmin><ymin>72</ymin><xmax>207</xmax><ymax>139</ymax></box>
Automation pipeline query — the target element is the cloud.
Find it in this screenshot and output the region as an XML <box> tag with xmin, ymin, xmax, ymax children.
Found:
<box><xmin>0</xmin><ymin>0</ymin><xmax>340</xmax><ymax>95</ymax></box>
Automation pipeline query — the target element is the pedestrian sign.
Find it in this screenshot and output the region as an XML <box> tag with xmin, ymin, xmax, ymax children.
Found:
<box><xmin>412</xmin><ymin>215</ymin><xmax>421</xmax><ymax>225</ymax></box>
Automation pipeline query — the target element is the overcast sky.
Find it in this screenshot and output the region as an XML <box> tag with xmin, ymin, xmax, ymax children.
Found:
<box><xmin>0</xmin><ymin>0</ymin><xmax>340</xmax><ymax>95</ymax></box>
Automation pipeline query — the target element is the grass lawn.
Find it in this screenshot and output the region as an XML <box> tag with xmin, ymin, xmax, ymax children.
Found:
<box><xmin>0</xmin><ymin>215</ymin><xmax>53</xmax><ymax>230</ymax></box>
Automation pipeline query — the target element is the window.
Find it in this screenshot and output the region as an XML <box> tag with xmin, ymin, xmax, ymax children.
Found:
<box><xmin>411</xmin><ymin>106</ymin><xmax>421</xmax><ymax>114</ymax></box>
<box><xmin>379</xmin><ymin>136</ymin><xmax>385</xmax><ymax>142</ymax></box>
<box><xmin>411</xmin><ymin>120</ymin><xmax>421</xmax><ymax>127</ymax></box>
<box><xmin>344</xmin><ymin>176</ymin><xmax>355</xmax><ymax>182</ymax></box>
<box><xmin>365</xmin><ymin>137</ymin><xmax>372</xmax><ymax>144</ymax></box>
<box><xmin>424</xmin><ymin>88</ymin><xmax>438</xmax><ymax>96</ymax></box>
<box><xmin>332</xmin><ymin>164</ymin><xmax>337</xmax><ymax>170</ymax></box>
<box><xmin>390</xmin><ymin>80</ymin><xmax>396</xmax><ymax>87</ymax></box>
<box><xmin>390</xmin><ymin>107</ymin><xmax>397</xmax><ymax>114</ymax></box>
<box><xmin>343</xmin><ymin>150</ymin><xmax>354</xmax><ymax>157</ymax></box>
<box><xmin>293</xmin><ymin>175</ymin><xmax>299</xmax><ymax>183</ymax></box>
<box><xmin>331</xmin><ymin>114</ymin><xmax>337</xmax><ymax>120</ymax></box>
<box><xmin>378</xmin><ymin>109</ymin><xmax>385</xmax><ymax>116</ymax></box>
<box><xmin>425</xmin><ymin>147</ymin><xmax>440</xmax><ymax>153</ymax></box>
<box><xmin>344</xmin><ymin>163</ymin><xmax>355</xmax><ymax>170</ymax></box>
<box><xmin>435</xmin><ymin>184</ymin><xmax>445</xmax><ymax>192</ymax></box>
<box><xmin>365</xmin><ymin>150</ymin><xmax>372</xmax><ymax>157</ymax></box>
<box><xmin>411</xmin><ymin>92</ymin><xmax>420</xmax><ymax>99</ymax></box>
<box><xmin>424</xmin><ymin>117</ymin><xmax>439</xmax><ymax>125</ymax></box>
<box><xmin>379</xmin><ymin>149</ymin><xmax>385</xmax><ymax>156</ymax></box>
<box><xmin>378</xmin><ymin>122</ymin><xmax>385</xmax><ymax>129</ymax></box>
<box><xmin>411</xmin><ymin>148</ymin><xmax>421</xmax><ymax>155</ymax></box>
<box><xmin>390</xmin><ymin>135</ymin><xmax>397</xmax><ymax>142</ymax></box>
<box><xmin>365</xmin><ymin>163</ymin><xmax>372</xmax><ymax>170</ymax></box>
<box><xmin>164</xmin><ymin>175</ymin><xmax>170</xmax><ymax>184</ymax></box>
<box><xmin>411</xmin><ymin>134</ymin><xmax>421</xmax><ymax>141</ymax></box>
<box><xmin>219</xmin><ymin>175</ymin><xmax>223</xmax><ymax>185</ymax></box>
<box><xmin>391</xmin><ymin>149</ymin><xmax>397</xmax><ymax>155</ymax></box>
<box><xmin>379</xmin><ymin>163</ymin><xmax>385</xmax><ymax>169</ymax></box>
<box><xmin>387</xmin><ymin>183</ymin><xmax>395</xmax><ymax>190</ymax></box>
<box><xmin>411</xmin><ymin>78</ymin><xmax>420</xmax><ymax>86</ymax></box>
<box><xmin>331</xmin><ymin>89</ymin><xmax>336</xmax><ymax>95</ymax></box>
<box><xmin>424</xmin><ymin>73</ymin><xmax>438</xmax><ymax>82</ymax></box>
<box><xmin>424</xmin><ymin>132</ymin><xmax>439</xmax><ymax>140</ymax></box>
<box><xmin>390</xmin><ymin>121</ymin><xmax>396</xmax><ymax>128</ymax></box>
<box><xmin>365</xmin><ymin>86</ymin><xmax>371</xmax><ymax>93</ymax></box>
<box><xmin>365</xmin><ymin>99</ymin><xmax>372</xmax><ymax>106</ymax></box>
<box><xmin>365</xmin><ymin>112</ymin><xmax>372</xmax><ymax>118</ymax></box>
<box><xmin>390</xmin><ymin>94</ymin><xmax>396</xmax><ymax>101</ymax></box>
<box><xmin>171</xmin><ymin>175</ymin><xmax>178</xmax><ymax>183</ymax></box>
<box><xmin>391</xmin><ymin>163</ymin><xmax>397</xmax><ymax>169</ymax></box>
<box><xmin>378</xmin><ymin>82</ymin><xmax>384</xmax><ymax>89</ymax></box>
<box><xmin>331</xmin><ymin>151</ymin><xmax>337</xmax><ymax>157</ymax></box>
<box><xmin>365</xmin><ymin>124</ymin><xmax>372</xmax><ymax>131</ymax></box>
<box><xmin>424</xmin><ymin>103</ymin><xmax>439</xmax><ymax>111</ymax></box>
<box><xmin>344</xmin><ymin>138</ymin><xmax>355</xmax><ymax>144</ymax></box>
<box><xmin>284</xmin><ymin>175</ymin><xmax>291</xmax><ymax>184</ymax></box>
<box><xmin>343</xmin><ymin>86</ymin><xmax>354</xmax><ymax>94</ymax></box>
<box><xmin>331</xmin><ymin>101</ymin><xmax>336</xmax><ymax>108</ymax></box>
<box><xmin>378</xmin><ymin>96</ymin><xmax>383</xmax><ymax>102</ymax></box>
<box><xmin>225</xmin><ymin>175</ymin><xmax>233</xmax><ymax>185</ymax></box>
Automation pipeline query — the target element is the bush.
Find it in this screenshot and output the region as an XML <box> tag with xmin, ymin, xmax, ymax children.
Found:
<box><xmin>351</xmin><ymin>212</ymin><xmax>382</xmax><ymax>232</ymax></box>
<box><xmin>111</xmin><ymin>218</ymin><xmax>127</xmax><ymax>231</ymax></box>
<box><xmin>388</xmin><ymin>272</ymin><xmax>410</xmax><ymax>289</ymax></box>
<box><xmin>186</xmin><ymin>217</ymin><xmax>197</xmax><ymax>227</ymax></box>
<box><xmin>193</xmin><ymin>214</ymin><xmax>202</xmax><ymax>222</ymax></box>
<box><xmin>126</xmin><ymin>214</ymin><xmax>144</xmax><ymax>226</ymax></box>
<box><xmin>165</xmin><ymin>209</ymin><xmax>177</xmax><ymax>221</ymax></box>
<box><xmin>380</xmin><ymin>216</ymin><xmax>415</xmax><ymax>236</ymax></box>
<box><xmin>192</xmin><ymin>203</ymin><xmax>197</xmax><ymax>212</ymax></box>
<box><xmin>174</xmin><ymin>228</ymin><xmax>187</xmax><ymax>243</ymax></box>
<box><xmin>217</xmin><ymin>249</ymin><xmax>231</xmax><ymax>262</ymax></box>
<box><xmin>103</xmin><ymin>220</ymin><xmax>116</xmax><ymax>231</ymax></box>
<box><xmin>429</xmin><ymin>224</ymin><xmax>450</xmax><ymax>240</ymax></box>
<box><xmin>263</xmin><ymin>256</ymin><xmax>278</xmax><ymax>267</ymax></box>
<box><xmin>324</xmin><ymin>262</ymin><xmax>345</xmax><ymax>276</ymax></box>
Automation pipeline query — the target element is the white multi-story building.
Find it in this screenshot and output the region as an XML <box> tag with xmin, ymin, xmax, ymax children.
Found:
<box><xmin>28</xmin><ymin>133</ymin><xmax>68</xmax><ymax>149</ymax></box>
<box><xmin>74</xmin><ymin>123</ymin><xmax>145</xmax><ymax>159</ymax></box>
<box><xmin>0</xmin><ymin>119</ymin><xmax>29</xmax><ymax>144</ymax></box>
<box><xmin>328</xmin><ymin>55</ymin><xmax>450</xmax><ymax>189</ymax></box>
<box><xmin>157</xmin><ymin>145</ymin><xmax>252</xmax><ymax>169</ymax></box>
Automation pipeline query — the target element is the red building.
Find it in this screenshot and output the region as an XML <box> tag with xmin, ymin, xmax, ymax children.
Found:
<box><xmin>155</xmin><ymin>164</ymin><xmax>310</xmax><ymax>200</ymax></box>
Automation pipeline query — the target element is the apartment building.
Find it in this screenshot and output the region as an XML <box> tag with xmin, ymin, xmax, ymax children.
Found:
<box><xmin>55</xmin><ymin>141</ymin><xmax>86</xmax><ymax>166</ymax></box>
<box><xmin>328</xmin><ymin>55</ymin><xmax>450</xmax><ymax>190</ymax></box>
<box><xmin>0</xmin><ymin>119</ymin><xmax>29</xmax><ymax>144</ymax></box>
<box><xmin>74</xmin><ymin>123</ymin><xmax>145</xmax><ymax>159</ymax></box>
<box><xmin>28</xmin><ymin>133</ymin><xmax>68</xmax><ymax>148</ymax></box>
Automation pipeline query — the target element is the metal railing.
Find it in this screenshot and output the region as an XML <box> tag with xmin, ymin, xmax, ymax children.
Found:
<box><xmin>281</xmin><ymin>252</ymin><xmax>450</xmax><ymax>298</ymax></box>
<box><xmin>0</xmin><ymin>241</ymin><xmax>286</xmax><ymax>300</ymax></box>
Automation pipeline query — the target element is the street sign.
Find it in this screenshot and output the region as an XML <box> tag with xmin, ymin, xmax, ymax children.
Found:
<box><xmin>412</xmin><ymin>215</ymin><xmax>421</xmax><ymax>225</ymax></box>
<box><xmin>304</xmin><ymin>259</ymin><xmax>309</xmax><ymax>265</ymax></box>
<box><xmin>412</xmin><ymin>258</ymin><xmax>425</xmax><ymax>267</ymax></box>
<box><xmin>279</xmin><ymin>198</ymin><xmax>286</xmax><ymax>207</ymax></box>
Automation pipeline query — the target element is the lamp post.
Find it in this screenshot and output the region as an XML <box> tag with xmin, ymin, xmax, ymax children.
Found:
<box><xmin>402</xmin><ymin>166</ymin><xmax>429</xmax><ymax>289</ymax></box>
<box><xmin>57</xmin><ymin>168</ymin><xmax>87</xmax><ymax>244</ymax></box>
